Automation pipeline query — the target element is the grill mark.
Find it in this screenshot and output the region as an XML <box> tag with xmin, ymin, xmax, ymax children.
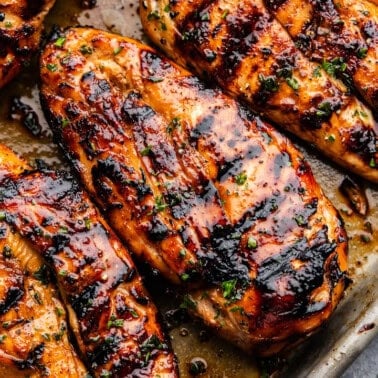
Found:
<box><xmin>0</xmin><ymin>170</ymin><xmax>167</xmax><ymax>373</ymax></box>
<box><xmin>0</xmin><ymin>285</ymin><xmax>24</xmax><ymax>315</ymax></box>
<box><xmin>256</xmin><ymin>227</ymin><xmax>336</xmax><ymax>317</ymax></box>
<box><xmin>14</xmin><ymin>343</ymin><xmax>45</xmax><ymax>370</ymax></box>
<box><xmin>264</xmin><ymin>0</ymin><xmax>289</xmax><ymax>11</ymax></box>
<box><xmin>219</xmin><ymin>6</ymin><xmax>271</xmax><ymax>82</ymax></box>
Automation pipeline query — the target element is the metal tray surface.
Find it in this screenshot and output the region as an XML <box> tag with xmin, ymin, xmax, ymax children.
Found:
<box><xmin>0</xmin><ymin>1</ymin><xmax>376</xmax><ymax>376</ymax></box>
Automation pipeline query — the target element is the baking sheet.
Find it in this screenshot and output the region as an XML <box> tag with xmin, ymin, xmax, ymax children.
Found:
<box><xmin>0</xmin><ymin>0</ymin><xmax>377</xmax><ymax>376</ymax></box>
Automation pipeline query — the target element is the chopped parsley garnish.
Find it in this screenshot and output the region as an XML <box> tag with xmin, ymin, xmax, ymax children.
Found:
<box><xmin>154</xmin><ymin>195</ymin><xmax>169</xmax><ymax>212</ymax></box>
<box><xmin>221</xmin><ymin>279</ymin><xmax>237</xmax><ymax>300</ymax></box>
<box><xmin>321</xmin><ymin>57</ymin><xmax>347</xmax><ymax>77</ymax></box>
<box><xmin>356</xmin><ymin>47</ymin><xmax>368</xmax><ymax>59</ymax></box>
<box><xmin>167</xmin><ymin>117</ymin><xmax>181</xmax><ymax>134</ymax></box>
<box><xmin>55</xmin><ymin>37</ymin><xmax>66</xmax><ymax>47</ymax></box>
<box><xmin>316</xmin><ymin>101</ymin><xmax>332</xmax><ymax>117</ymax></box>
<box><xmin>313</xmin><ymin>66</ymin><xmax>322</xmax><ymax>78</ymax></box>
<box><xmin>147</xmin><ymin>11</ymin><xmax>160</xmax><ymax>20</ymax></box>
<box><xmin>80</xmin><ymin>45</ymin><xmax>93</xmax><ymax>55</ymax></box>
<box><xmin>113</xmin><ymin>46</ymin><xmax>123</xmax><ymax>55</ymax></box>
<box><xmin>247</xmin><ymin>236</ymin><xmax>258</xmax><ymax>249</ymax></box>
<box><xmin>325</xmin><ymin>134</ymin><xmax>336</xmax><ymax>142</ymax></box>
<box><xmin>107</xmin><ymin>315</ymin><xmax>124</xmax><ymax>329</ymax></box>
<box><xmin>61</xmin><ymin>118</ymin><xmax>69</xmax><ymax>128</ymax></box>
<box><xmin>46</xmin><ymin>63</ymin><xmax>58</xmax><ymax>72</ymax></box>
<box><xmin>180</xmin><ymin>294</ymin><xmax>197</xmax><ymax>310</ymax></box>
<box><xmin>235</xmin><ymin>171</ymin><xmax>247</xmax><ymax>185</ymax></box>
<box><xmin>286</xmin><ymin>77</ymin><xmax>299</xmax><ymax>90</ymax></box>
<box><xmin>258</xmin><ymin>73</ymin><xmax>279</xmax><ymax>92</ymax></box>
<box><xmin>33</xmin><ymin>264</ymin><xmax>50</xmax><ymax>285</ymax></box>
<box><xmin>140</xmin><ymin>145</ymin><xmax>152</xmax><ymax>156</ymax></box>
<box><xmin>181</xmin><ymin>273</ymin><xmax>190</xmax><ymax>281</ymax></box>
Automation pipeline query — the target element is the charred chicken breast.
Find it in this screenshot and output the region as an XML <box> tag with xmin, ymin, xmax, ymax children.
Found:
<box><xmin>0</xmin><ymin>0</ymin><xmax>56</xmax><ymax>89</ymax></box>
<box><xmin>140</xmin><ymin>0</ymin><xmax>378</xmax><ymax>183</ymax></box>
<box><xmin>0</xmin><ymin>144</ymin><xmax>87</xmax><ymax>378</ymax></box>
<box><xmin>40</xmin><ymin>28</ymin><xmax>348</xmax><ymax>356</ymax></box>
<box><xmin>0</xmin><ymin>144</ymin><xmax>177</xmax><ymax>377</ymax></box>
<box><xmin>263</xmin><ymin>0</ymin><xmax>378</xmax><ymax>110</ymax></box>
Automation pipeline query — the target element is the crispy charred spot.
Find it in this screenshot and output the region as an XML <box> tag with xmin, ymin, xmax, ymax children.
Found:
<box><xmin>273</xmin><ymin>152</ymin><xmax>291</xmax><ymax>179</ymax></box>
<box><xmin>0</xmin><ymin>285</ymin><xmax>24</xmax><ymax>315</ymax></box>
<box><xmin>361</xmin><ymin>20</ymin><xmax>378</xmax><ymax>40</ymax></box>
<box><xmin>10</xmin><ymin>97</ymin><xmax>42</xmax><ymax>137</ymax></box>
<box><xmin>190</xmin><ymin>115</ymin><xmax>215</xmax><ymax>142</ymax></box>
<box><xmin>195</xmin><ymin>192</ymin><xmax>287</xmax><ymax>286</ymax></box>
<box><xmin>88</xmin><ymin>335</ymin><xmax>122</xmax><ymax>368</ymax></box>
<box><xmin>264</xmin><ymin>0</ymin><xmax>288</xmax><ymax>12</ymax></box>
<box><xmin>123</xmin><ymin>92</ymin><xmax>156</xmax><ymax>124</ymax></box>
<box><xmin>93</xmin><ymin>157</ymin><xmax>152</xmax><ymax>201</ymax></box>
<box><xmin>346</xmin><ymin>126</ymin><xmax>377</xmax><ymax>165</ymax></box>
<box><xmin>14</xmin><ymin>343</ymin><xmax>45</xmax><ymax>370</ymax></box>
<box><xmin>20</xmin><ymin>0</ymin><xmax>45</xmax><ymax>20</ymax></box>
<box><xmin>219</xmin><ymin>6</ymin><xmax>270</xmax><ymax>83</ymax></box>
<box><xmin>146</xmin><ymin>216</ymin><xmax>170</xmax><ymax>241</ymax></box>
<box><xmin>81</xmin><ymin>71</ymin><xmax>112</xmax><ymax>103</ymax></box>
<box><xmin>257</xmin><ymin>227</ymin><xmax>336</xmax><ymax>316</ymax></box>
<box><xmin>140</xmin><ymin>50</ymin><xmax>174</xmax><ymax>82</ymax></box>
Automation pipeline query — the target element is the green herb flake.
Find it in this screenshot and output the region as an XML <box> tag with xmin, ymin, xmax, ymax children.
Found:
<box><xmin>235</xmin><ymin>171</ymin><xmax>247</xmax><ymax>186</ymax></box>
<box><xmin>313</xmin><ymin>66</ymin><xmax>322</xmax><ymax>78</ymax></box>
<box><xmin>181</xmin><ymin>273</ymin><xmax>190</xmax><ymax>281</ymax></box>
<box><xmin>356</xmin><ymin>46</ymin><xmax>368</xmax><ymax>59</ymax></box>
<box><xmin>316</xmin><ymin>101</ymin><xmax>332</xmax><ymax>117</ymax></box>
<box><xmin>55</xmin><ymin>307</ymin><xmax>64</xmax><ymax>317</ymax></box>
<box><xmin>200</xmin><ymin>12</ymin><xmax>210</xmax><ymax>21</ymax></box>
<box><xmin>369</xmin><ymin>158</ymin><xmax>376</xmax><ymax>168</ymax></box>
<box><xmin>0</xmin><ymin>211</ymin><xmax>5</xmax><ymax>221</ymax></box>
<box><xmin>325</xmin><ymin>134</ymin><xmax>336</xmax><ymax>142</ymax></box>
<box><xmin>61</xmin><ymin>118</ymin><xmax>69</xmax><ymax>128</ymax></box>
<box><xmin>167</xmin><ymin>117</ymin><xmax>181</xmax><ymax>134</ymax></box>
<box><xmin>0</xmin><ymin>335</ymin><xmax>7</xmax><ymax>343</ymax></box>
<box><xmin>286</xmin><ymin>76</ymin><xmax>299</xmax><ymax>90</ymax></box>
<box><xmin>2</xmin><ymin>322</ymin><xmax>10</xmax><ymax>329</ymax></box>
<box><xmin>147</xmin><ymin>11</ymin><xmax>160</xmax><ymax>20</ymax></box>
<box><xmin>113</xmin><ymin>46</ymin><xmax>124</xmax><ymax>55</ymax></box>
<box><xmin>221</xmin><ymin>10</ymin><xmax>229</xmax><ymax>19</ymax></box>
<box><xmin>164</xmin><ymin>4</ymin><xmax>171</xmax><ymax>12</ymax></box>
<box><xmin>221</xmin><ymin>279</ymin><xmax>237</xmax><ymax>300</ymax></box>
<box><xmin>58</xmin><ymin>269</ymin><xmax>68</xmax><ymax>277</ymax></box>
<box><xmin>84</xmin><ymin>218</ymin><xmax>91</xmax><ymax>230</ymax></box>
<box><xmin>247</xmin><ymin>236</ymin><xmax>258</xmax><ymax>249</ymax></box>
<box><xmin>140</xmin><ymin>145</ymin><xmax>152</xmax><ymax>156</ymax></box>
<box><xmin>46</xmin><ymin>63</ymin><xmax>58</xmax><ymax>72</ymax></box>
<box><xmin>55</xmin><ymin>37</ymin><xmax>66</xmax><ymax>48</ymax></box>
<box><xmin>107</xmin><ymin>315</ymin><xmax>124</xmax><ymax>329</ymax></box>
<box><xmin>294</xmin><ymin>214</ymin><xmax>306</xmax><ymax>226</ymax></box>
<box><xmin>33</xmin><ymin>264</ymin><xmax>50</xmax><ymax>285</ymax></box>
<box><xmin>180</xmin><ymin>295</ymin><xmax>197</xmax><ymax>310</ymax></box>
<box><xmin>154</xmin><ymin>195</ymin><xmax>168</xmax><ymax>213</ymax></box>
<box><xmin>179</xmin><ymin>249</ymin><xmax>186</xmax><ymax>258</ymax></box>
<box><xmin>80</xmin><ymin>45</ymin><xmax>93</xmax><ymax>55</ymax></box>
<box><xmin>258</xmin><ymin>73</ymin><xmax>279</xmax><ymax>92</ymax></box>
<box><xmin>4</xmin><ymin>21</ymin><xmax>12</xmax><ymax>28</ymax></box>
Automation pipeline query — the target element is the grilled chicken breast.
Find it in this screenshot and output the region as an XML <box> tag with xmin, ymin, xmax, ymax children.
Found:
<box><xmin>264</xmin><ymin>0</ymin><xmax>378</xmax><ymax>110</ymax></box>
<box><xmin>0</xmin><ymin>144</ymin><xmax>87</xmax><ymax>377</ymax></box>
<box><xmin>140</xmin><ymin>0</ymin><xmax>378</xmax><ymax>183</ymax></box>
<box><xmin>0</xmin><ymin>0</ymin><xmax>56</xmax><ymax>89</ymax></box>
<box><xmin>40</xmin><ymin>28</ymin><xmax>348</xmax><ymax>356</ymax></box>
<box><xmin>0</xmin><ymin>144</ymin><xmax>177</xmax><ymax>377</ymax></box>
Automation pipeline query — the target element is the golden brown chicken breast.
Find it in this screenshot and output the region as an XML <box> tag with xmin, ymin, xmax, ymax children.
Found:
<box><xmin>40</xmin><ymin>27</ymin><xmax>348</xmax><ymax>356</ymax></box>
<box><xmin>263</xmin><ymin>0</ymin><xmax>378</xmax><ymax>110</ymax></box>
<box><xmin>0</xmin><ymin>144</ymin><xmax>87</xmax><ymax>377</ymax></box>
<box><xmin>0</xmin><ymin>0</ymin><xmax>56</xmax><ymax>89</ymax></box>
<box><xmin>0</xmin><ymin>143</ymin><xmax>177</xmax><ymax>377</ymax></box>
<box><xmin>140</xmin><ymin>0</ymin><xmax>378</xmax><ymax>183</ymax></box>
